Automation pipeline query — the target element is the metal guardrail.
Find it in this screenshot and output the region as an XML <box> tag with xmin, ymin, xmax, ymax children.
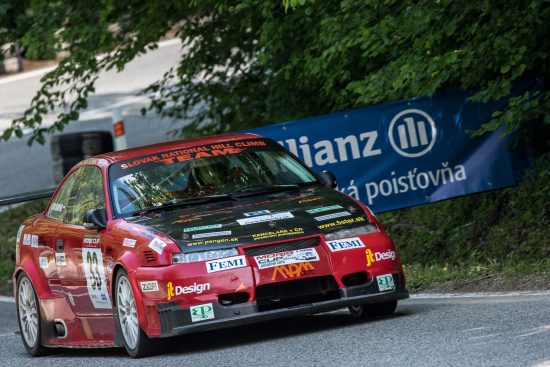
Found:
<box><xmin>0</xmin><ymin>187</ymin><xmax>56</xmax><ymax>207</ymax></box>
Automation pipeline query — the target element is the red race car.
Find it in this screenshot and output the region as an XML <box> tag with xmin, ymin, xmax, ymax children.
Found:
<box><xmin>14</xmin><ymin>133</ymin><xmax>408</xmax><ymax>357</ymax></box>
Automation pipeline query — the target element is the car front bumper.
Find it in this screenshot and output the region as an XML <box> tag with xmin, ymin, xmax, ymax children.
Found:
<box><xmin>157</xmin><ymin>272</ymin><xmax>409</xmax><ymax>337</ymax></box>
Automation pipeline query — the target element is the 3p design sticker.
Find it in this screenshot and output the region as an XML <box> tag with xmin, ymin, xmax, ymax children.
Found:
<box><xmin>365</xmin><ymin>249</ymin><xmax>397</xmax><ymax>267</ymax></box>
<box><xmin>190</xmin><ymin>303</ymin><xmax>215</xmax><ymax>322</ymax></box>
<box><xmin>23</xmin><ymin>234</ymin><xmax>31</xmax><ymax>246</ymax></box>
<box><xmin>82</xmin><ymin>248</ymin><xmax>112</xmax><ymax>309</ymax></box>
<box><xmin>254</xmin><ymin>248</ymin><xmax>319</xmax><ymax>269</ymax></box>
<box><xmin>148</xmin><ymin>237</ymin><xmax>167</xmax><ymax>255</ymax></box>
<box><xmin>376</xmin><ymin>274</ymin><xmax>395</xmax><ymax>291</ymax></box>
<box><xmin>39</xmin><ymin>256</ymin><xmax>48</xmax><ymax>269</ymax></box>
<box><xmin>166</xmin><ymin>282</ymin><xmax>211</xmax><ymax>300</ymax></box>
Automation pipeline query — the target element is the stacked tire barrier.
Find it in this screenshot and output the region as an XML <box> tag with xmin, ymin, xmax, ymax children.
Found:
<box><xmin>51</xmin><ymin>131</ymin><xmax>113</xmax><ymax>183</ymax></box>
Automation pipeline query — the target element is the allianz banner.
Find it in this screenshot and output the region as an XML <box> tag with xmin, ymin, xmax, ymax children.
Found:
<box><xmin>245</xmin><ymin>83</ymin><xmax>536</xmax><ymax>213</ymax></box>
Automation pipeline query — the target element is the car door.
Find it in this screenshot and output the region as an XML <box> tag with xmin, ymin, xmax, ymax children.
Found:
<box><xmin>55</xmin><ymin>165</ymin><xmax>113</xmax><ymax>316</ymax></box>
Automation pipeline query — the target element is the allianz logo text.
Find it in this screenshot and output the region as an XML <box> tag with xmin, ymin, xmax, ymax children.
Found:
<box><xmin>388</xmin><ymin>109</ymin><xmax>437</xmax><ymax>158</ymax></box>
<box><xmin>277</xmin><ymin>109</ymin><xmax>437</xmax><ymax>167</ymax></box>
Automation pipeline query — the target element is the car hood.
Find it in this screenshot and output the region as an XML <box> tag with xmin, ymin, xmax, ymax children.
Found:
<box><xmin>130</xmin><ymin>186</ymin><xmax>369</xmax><ymax>253</ymax></box>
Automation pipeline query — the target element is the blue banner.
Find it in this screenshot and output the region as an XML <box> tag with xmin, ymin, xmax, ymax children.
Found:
<box><xmin>246</xmin><ymin>83</ymin><xmax>536</xmax><ymax>213</ymax></box>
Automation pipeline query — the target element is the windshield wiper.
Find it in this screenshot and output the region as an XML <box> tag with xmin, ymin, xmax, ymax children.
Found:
<box><xmin>233</xmin><ymin>184</ymin><xmax>301</xmax><ymax>198</ymax></box>
<box><xmin>130</xmin><ymin>194</ymin><xmax>236</xmax><ymax>216</ymax></box>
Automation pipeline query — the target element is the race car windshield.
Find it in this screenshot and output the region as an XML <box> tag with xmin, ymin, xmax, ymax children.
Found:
<box><xmin>109</xmin><ymin>138</ymin><xmax>318</xmax><ymax>217</ymax></box>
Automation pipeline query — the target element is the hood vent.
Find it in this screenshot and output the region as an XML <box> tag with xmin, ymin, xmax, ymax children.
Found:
<box><xmin>244</xmin><ymin>237</ymin><xmax>320</xmax><ymax>256</ymax></box>
<box><xmin>143</xmin><ymin>250</ymin><xmax>156</xmax><ymax>262</ymax></box>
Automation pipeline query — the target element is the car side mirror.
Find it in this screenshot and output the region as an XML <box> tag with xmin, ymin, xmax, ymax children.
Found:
<box><xmin>83</xmin><ymin>208</ymin><xmax>107</xmax><ymax>230</ymax></box>
<box><xmin>317</xmin><ymin>170</ymin><xmax>337</xmax><ymax>189</ymax></box>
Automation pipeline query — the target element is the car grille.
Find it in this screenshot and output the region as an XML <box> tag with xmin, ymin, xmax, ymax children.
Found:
<box><xmin>244</xmin><ymin>237</ymin><xmax>320</xmax><ymax>256</ymax></box>
<box><xmin>255</xmin><ymin>275</ymin><xmax>340</xmax><ymax>311</ymax></box>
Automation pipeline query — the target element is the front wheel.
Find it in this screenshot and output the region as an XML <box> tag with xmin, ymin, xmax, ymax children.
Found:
<box><xmin>348</xmin><ymin>300</ymin><xmax>398</xmax><ymax>319</ymax></box>
<box><xmin>115</xmin><ymin>270</ymin><xmax>156</xmax><ymax>358</ymax></box>
<box><xmin>16</xmin><ymin>273</ymin><xmax>49</xmax><ymax>356</ymax></box>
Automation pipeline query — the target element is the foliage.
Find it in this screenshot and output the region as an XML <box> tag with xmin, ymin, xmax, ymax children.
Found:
<box><xmin>0</xmin><ymin>0</ymin><xmax>548</xmax><ymax>145</ymax></box>
<box><xmin>381</xmin><ymin>153</ymin><xmax>550</xmax><ymax>265</ymax></box>
<box><xmin>0</xmin><ymin>199</ymin><xmax>48</xmax><ymax>294</ymax></box>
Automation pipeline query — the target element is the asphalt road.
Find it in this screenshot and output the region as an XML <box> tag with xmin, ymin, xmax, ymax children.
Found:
<box><xmin>0</xmin><ymin>39</ymin><xmax>190</xmax><ymax>198</ymax></box>
<box><xmin>0</xmin><ymin>293</ymin><xmax>549</xmax><ymax>366</ymax></box>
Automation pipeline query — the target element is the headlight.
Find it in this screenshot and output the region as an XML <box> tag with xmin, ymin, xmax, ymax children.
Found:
<box><xmin>324</xmin><ymin>224</ymin><xmax>378</xmax><ymax>241</ymax></box>
<box><xmin>172</xmin><ymin>248</ymin><xmax>239</xmax><ymax>264</ymax></box>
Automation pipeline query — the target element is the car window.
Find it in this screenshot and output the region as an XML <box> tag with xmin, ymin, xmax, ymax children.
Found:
<box><xmin>109</xmin><ymin>142</ymin><xmax>318</xmax><ymax>217</ymax></box>
<box><xmin>63</xmin><ymin>166</ymin><xmax>106</xmax><ymax>225</ymax></box>
<box><xmin>46</xmin><ymin>171</ymin><xmax>79</xmax><ymax>221</ymax></box>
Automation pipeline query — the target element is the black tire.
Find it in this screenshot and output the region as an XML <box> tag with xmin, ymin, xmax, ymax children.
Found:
<box><xmin>52</xmin><ymin>156</ymin><xmax>83</xmax><ymax>184</ymax></box>
<box><xmin>348</xmin><ymin>300</ymin><xmax>398</xmax><ymax>319</ymax></box>
<box><xmin>50</xmin><ymin>131</ymin><xmax>113</xmax><ymax>161</ymax></box>
<box><xmin>15</xmin><ymin>273</ymin><xmax>50</xmax><ymax>356</ymax></box>
<box><xmin>114</xmin><ymin>270</ymin><xmax>156</xmax><ymax>358</ymax></box>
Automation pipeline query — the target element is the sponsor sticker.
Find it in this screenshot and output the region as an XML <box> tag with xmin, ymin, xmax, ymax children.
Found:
<box><xmin>186</xmin><ymin>237</ymin><xmax>239</xmax><ymax>246</ymax></box>
<box><xmin>314</xmin><ymin>211</ymin><xmax>351</xmax><ymax>222</ymax></box>
<box><xmin>55</xmin><ymin>252</ymin><xmax>67</xmax><ymax>266</ymax></box>
<box><xmin>82</xmin><ymin>247</ymin><xmax>112</xmax><ymax>309</ymax></box>
<box><xmin>16</xmin><ymin>225</ymin><xmax>24</xmax><ymax>245</ymax></box>
<box><xmin>39</xmin><ymin>256</ymin><xmax>48</xmax><ymax>269</ymax></box>
<box><xmin>298</xmin><ymin>197</ymin><xmax>322</xmax><ymax>204</ymax></box>
<box><xmin>254</xmin><ymin>248</ymin><xmax>320</xmax><ymax>270</ymax></box>
<box><xmin>83</xmin><ymin>235</ymin><xmax>101</xmax><ymax>247</ymax></box>
<box><xmin>243</xmin><ymin>210</ymin><xmax>271</xmax><ymax>217</ymax></box>
<box><xmin>31</xmin><ymin>235</ymin><xmax>39</xmax><ymax>248</ymax></box>
<box><xmin>206</xmin><ymin>255</ymin><xmax>247</xmax><ymax>273</ymax></box>
<box><xmin>306</xmin><ymin>205</ymin><xmax>343</xmax><ymax>214</ymax></box>
<box><xmin>376</xmin><ymin>274</ymin><xmax>395</xmax><ymax>291</ymax></box>
<box><xmin>50</xmin><ymin>203</ymin><xmax>65</xmax><ymax>212</ymax></box>
<box><xmin>23</xmin><ymin>233</ymin><xmax>31</xmax><ymax>246</ymax></box>
<box><xmin>326</xmin><ymin>237</ymin><xmax>365</xmax><ymax>252</ymax></box>
<box><xmin>183</xmin><ymin>224</ymin><xmax>222</xmax><ymax>233</ymax></box>
<box><xmin>123</xmin><ymin>238</ymin><xmax>137</xmax><ymax>248</ymax></box>
<box><xmin>317</xmin><ymin>216</ymin><xmax>366</xmax><ymax>230</ymax></box>
<box><xmin>191</xmin><ymin>230</ymin><xmax>232</xmax><ymax>239</ymax></box>
<box><xmin>148</xmin><ymin>237</ymin><xmax>168</xmax><ymax>255</ymax></box>
<box><xmin>365</xmin><ymin>249</ymin><xmax>397</xmax><ymax>267</ymax></box>
<box><xmin>272</xmin><ymin>262</ymin><xmax>315</xmax><ymax>280</ymax></box>
<box><xmin>252</xmin><ymin>227</ymin><xmax>304</xmax><ymax>241</ymax></box>
<box><xmin>140</xmin><ymin>281</ymin><xmax>159</xmax><ymax>292</ymax></box>
<box><xmin>190</xmin><ymin>303</ymin><xmax>215</xmax><ymax>322</ymax></box>
<box><xmin>237</xmin><ymin>211</ymin><xmax>294</xmax><ymax>225</ymax></box>
<box><xmin>167</xmin><ymin>282</ymin><xmax>210</xmax><ymax>300</ymax></box>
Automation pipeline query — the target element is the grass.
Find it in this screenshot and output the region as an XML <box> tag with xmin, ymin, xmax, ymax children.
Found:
<box><xmin>382</xmin><ymin>152</ymin><xmax>550</xmax><ymax>291</ymax></box>
<box><xmin>404</xmin><ymin>260</ymin><xmax>550</xmax><ymax>291</ymax></box>
<box><xmin>0</xmin><ymin>199</ymin><xmax>49</xmax><ymax>294</ymax></box>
